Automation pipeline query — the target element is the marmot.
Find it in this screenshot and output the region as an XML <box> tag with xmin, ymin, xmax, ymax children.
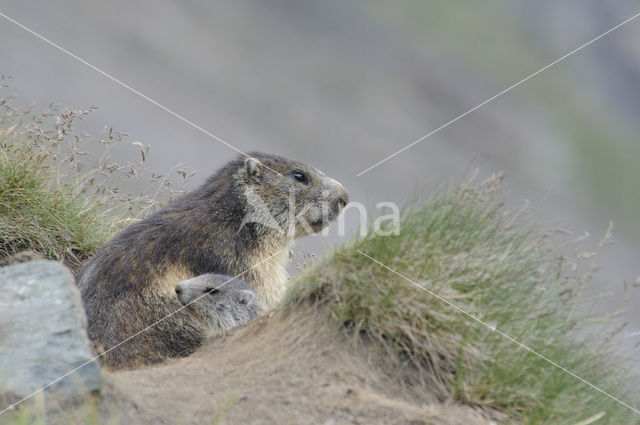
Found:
<box><xmin>174</xmin><ymin>274</ymin><xmax>261</xmax><ymax>337</ymax></box>
<box><xmin>78</xmin><ymin>152</ymin><xmax>349</xmax><ymax>368</ymax></box>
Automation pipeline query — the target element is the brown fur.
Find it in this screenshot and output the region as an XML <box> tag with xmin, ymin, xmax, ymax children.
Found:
<box><xmin>77</xmin><ymin>152</ymin><xmax>348</xmax><ymax>368</ymax></box>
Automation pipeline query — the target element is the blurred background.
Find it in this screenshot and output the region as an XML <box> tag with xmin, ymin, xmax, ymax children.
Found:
<box><xmin>1</xmin><ymin>0</ymin><xmax>639</xmax><ymax>364</ymax></box>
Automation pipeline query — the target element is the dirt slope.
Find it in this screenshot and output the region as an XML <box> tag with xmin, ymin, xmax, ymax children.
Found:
<box><xmin>102</xmin><ymin>311</ymin><xmax>498</xmax><ymax>425</ymax></box>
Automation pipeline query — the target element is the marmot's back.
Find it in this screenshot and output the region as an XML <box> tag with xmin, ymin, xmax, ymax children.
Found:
<box><xmin>78</xmin><ymin>152</ymin><xmax>348</xmax><ymax>368</ymax></box>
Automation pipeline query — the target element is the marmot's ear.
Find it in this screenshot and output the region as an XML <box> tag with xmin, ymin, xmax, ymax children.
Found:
<box><xmin>244</xmin><ymin>157</ymin><xmax>262</xmax><ymax>180</ymax></box>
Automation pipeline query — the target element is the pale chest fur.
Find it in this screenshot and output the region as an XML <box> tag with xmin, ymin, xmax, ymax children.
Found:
<box><xmin>243</xmin><ymin>246</ymin><xmax>290</xmax><ymax>307</ymax></box>
<box><xmin>155</xmin><ymin>264</ymin><xmax>195</xmax><ymax>293</ymax></box>
<box><xmin>152</xmin><ymin>238</ymin><xmax>291</xmax><ymax>307</ymax></box>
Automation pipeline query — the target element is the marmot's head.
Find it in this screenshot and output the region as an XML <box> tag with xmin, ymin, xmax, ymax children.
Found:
<box><xmin>175</xmin><ymin>274</ymin><xmax>262</xmax><ymax>333</ymax></box>
<box><xmin>235</xmin><ymin>152</ymin><xmax>349</xmax><ymax>238</ymax></box>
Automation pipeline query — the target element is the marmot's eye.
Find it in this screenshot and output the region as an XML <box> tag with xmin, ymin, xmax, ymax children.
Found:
<box><xmin>292</xmin><ymin>171</ymin><xmax>307</xmax><ymax>183</ymax></box>
<box><xmin>205</xmin><ymin>287</ymin><xmax>219</xmax><ymax>295</ymax></box>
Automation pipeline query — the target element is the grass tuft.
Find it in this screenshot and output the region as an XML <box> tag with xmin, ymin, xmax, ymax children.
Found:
<box><xmin>0</xmin><ymin>88</ymin><xmax>193</xmax><ymax>272</ymax></box>
<box><xmin>283</xmin><ymin>174</ymin><xmax>639</xmax><ymax>424</ymax></box>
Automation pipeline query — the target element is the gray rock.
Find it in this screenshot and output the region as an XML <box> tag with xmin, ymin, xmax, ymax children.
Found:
<box><xmin>0</xmin><ymin>261</ymin><xmax>102</xmax><ymax>409</ymax></box>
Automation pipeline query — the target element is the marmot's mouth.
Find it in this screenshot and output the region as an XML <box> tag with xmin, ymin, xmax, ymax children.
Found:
<box><xmin>310</xmin><ymin>219</ymin><xmax>326</xmax><ymax>231</ymax></box>
<box><xmin>309</xmin><ymin>209</ymin><xmax>340</xmax><ymax>231</ymax></box>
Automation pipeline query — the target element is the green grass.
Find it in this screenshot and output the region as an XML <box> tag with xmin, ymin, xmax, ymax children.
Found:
<box><xmin>283</xmin><ymin>174</ymin><xmax>639</xmax><ymax>424</ymax></box>
<box><xmin>0</xmin><ymin>140</ymin><xmax>112</xmax><ymax>271</ymax></box>
<box><xmin>2</xmin><ymin>395</ymin><xmax>102</xmax><ymax>425</ymax></box>
<box><xmin>0</xmin><ymin>93</ymin><xmax>192</xmax><ymax>272</ymax></box>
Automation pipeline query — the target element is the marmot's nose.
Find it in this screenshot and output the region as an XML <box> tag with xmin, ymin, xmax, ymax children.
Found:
<box><xmin>334</xmin><ymin>181</ymin><xmax>349</xmax><ymax>210</ymax></box>
<box><xmin>175</xmin><ymin>285</ymin><xmax>183</xmax><ymax>297</ymax></box>
<box><xmin>337</xmin><ymin>190</ymin><xmax>349</xmax><ymax>210</ymax></box>
<box><xmin>325</xmin><ymin>177</ymin><xmax>349</xmax><ymax>214</ymax></box>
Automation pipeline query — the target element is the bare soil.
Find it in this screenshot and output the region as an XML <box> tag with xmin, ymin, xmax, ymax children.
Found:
<box><xmin>100</xmin><ymin>311</ymin><xmax>498</xmax><ymax>425</ymax></box>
